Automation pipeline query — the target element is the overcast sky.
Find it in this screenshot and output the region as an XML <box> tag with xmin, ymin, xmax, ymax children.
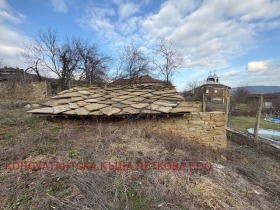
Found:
<box><xmin>1</xmin><ymin>0</ymin><xmax>280</xmax><ymax>91</ymax></box>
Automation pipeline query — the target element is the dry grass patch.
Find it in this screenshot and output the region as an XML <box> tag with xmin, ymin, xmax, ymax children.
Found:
<box><xmin>0</xmin><ymin>102</ymin><xmax>279</xmax><ymax>209</ymax></box>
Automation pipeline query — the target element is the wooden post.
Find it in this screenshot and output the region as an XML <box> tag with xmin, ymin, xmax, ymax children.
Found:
<box><xmin>45</xmin><ymin>80</ymin><xmax>48</xmax><ymax>99</ymax></box>
<box><xmin>225</xmin><ymin>97</ymin><xmax>230</xmax><ymax>126</ymax></box>
<box><xmin>202</xmin><ymin>94</ymin><xmax>206</xmax><ymax>112</ymax></box>
<box><xmin>68</xmin><ymin>79</ymin><xmax>71</xmax><ymax>89</ymax></box>
<box><xmin>253</xmin><ymin>95</ymin><xmax>263</xmax><ymax>144</ymax></box>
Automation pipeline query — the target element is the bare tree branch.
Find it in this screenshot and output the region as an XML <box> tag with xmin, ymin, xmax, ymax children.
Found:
<box><xmin>21</xmin><ymin>28</ymin><xmax>111</xmax><ymax>89</ymax></box>
<box><xmin>117</xmin><ymin>41</ymin><xmax>150</xmax><ymax>80</ymax></box>
<box><xmin>153</xmin><ymin>39</ymin><xmax>184</xmax><ymax>84</ymax></box>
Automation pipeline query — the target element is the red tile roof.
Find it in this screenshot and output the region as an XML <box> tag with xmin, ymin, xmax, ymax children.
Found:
<box><xmin>113</xmin><ymin>75</ymin><xmax>165</xmax><ymax>85</ymax></box>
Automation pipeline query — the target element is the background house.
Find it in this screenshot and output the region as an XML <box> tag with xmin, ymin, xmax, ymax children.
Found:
<box><xmin>183</xmin><ymin>72</ymin><xmax>231</xmax><ymax>112</ymax></box>
<box><xmin>201</xmin><ymin>73</ymin><xmax>231</xmax><ymax>104</ymax></box>
<box><xmin>113</xmin><ymin>75</ymin><xmax>167</xmax><ymax>86</ymax></box>
<box><xmin>184</xmin><ymin>72</ymin><xmax>231</xmax><ymax>103</ymax></box>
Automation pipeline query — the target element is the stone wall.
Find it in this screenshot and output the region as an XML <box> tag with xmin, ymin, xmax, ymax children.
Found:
<box><xmin>227</xmin><ymin>128</ymin><xmax>280</xmax><ymax>157</ymax></box>
<box><xmin>0</xmin><ymin>81</ymin><xmax>47</xmax><ymax>101</ymax></box>
<box><xmin>154</xmin><ymin>111</ymin><xmax>227</xmax><ymax>148</ymax></box>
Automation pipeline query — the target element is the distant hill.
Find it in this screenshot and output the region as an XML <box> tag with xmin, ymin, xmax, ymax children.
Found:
<box><xmin>231</xmin><ymin>86</ymin><xmax>280</xmax><ymax>94</ymax></box>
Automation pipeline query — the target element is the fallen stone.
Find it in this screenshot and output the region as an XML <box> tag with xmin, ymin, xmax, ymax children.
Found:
<box><xmin>142</xmin><ymin>93</ymin><xmax>155</xmax><ymax>97</ymax></box>
<box><xmin>57</xmin><ymin>90</ymin><xmax>69</xmax><ymax>95</ymax></box>
<box><xmin>120</xmin><ymin>107</ymin><xmax>140</xmax><ymax>114</ymax></box>
<box><xmin>59</xmin><ymin>92</ymin><xmax>82</xmax><ymax>98</ymax></box>
<box><xmin>77</xmin><ymin>101</ymin><xmax>89</xmax><ymax>107</ymax></box>
<box><xmin>153</xmin><ymin>90</ymin><xmax>173</xmax><ymax>95</ymax></box>
<box><xmin>103</xmin><ymin>95</ymin><xmax>113</xmax><ymax>99</ymax></box>
<box><xmin>157</xmin><ymin>106</ymin><xmax>172</xmax><ymax>113</ymax></box>
<box><xmin>129</xmin><ymin>97</ymin><xmax>145</xmax><ymax>102</ymax></box>
<box><xmin>84</xmin><ymin>103</ymin><xmax>108</xmax><ymax>111</ymax></box>
<box><xmin>140</xmin><ymin>109</ymin><xmax>160</xmax><ymax>114</ymax></box>
<box><xmin>170</xmin><ymin>107</ymin><xmax>192</xmax><ymax>113</ymax></box>
<box><xmin>131</xmin><ymin>103</ymin><xmax>149</xmax><ymax>109</ymax></box>
<box><xmin>94</xmin><ymin>97</ymin><xmax>106</xmax><ymax>101</ymax></box>
<box><xmin>74</xmin><ymin>107</ymin><xmax>90</xmax><ymax>115</ymax></box>
<box><xmin>24</xmin><ymin>104</ymin><xmax>32</xmax><ymax>109</ymax></box>
<box><xmin>120</xmin><ymin>100</ymin><xmax>134</xmax><ymax>105</ymax></box>
<box><xmin>111</xmin><ymin>97</ymin><xmax>126</xmax><ymax>102</ymax></box>
<box><xmin>130</xmin><ymin>92</ymin><xmax>145</xmax><ymax>96</ymax></box>
<box><xmin>117</xmin><ymin>91</ymin><xmax>130</xmax><ymax>95</ymax></box>
<box><xmin>100</xmin><ymin>106</ymin><xmax>121</xmax><ymax>116</ymax></box>
<box><xmin>82</xmin><ymin>95</ymin><xmax>89</xmax><ymax>99</ymax></box>
<box><xmin>154</xmin><ymin>100</ymin><xmax>177</xmax><ymax>107</ymax></box>
<box><xmin>142</xmin><ymin>98</ymin><xmax>157</xmax><ymax>103</ymax></box>
<box><xmin>56</xmin><ymin>99</ymin><xmax>70</xmax><ymax>105</ymax></box>
<box><xmin>53</xmin><ymin>105</ymin><xmax>71</xmax><ymax>114</ymax></box>
<box><xmin>70</xmin><ymin>97</ymin><xmax>84</xmax><ymax>102</ymax></box>
<box><xmin>85</xmin><ymin>99</ymin><xmax>99</xmax><ymax>103</ymax></box>
<box><xmin>148</xmin><ymin>104</ymin><xmax>159</xmax><ymax>110</ymax></box>
<box><xmin>109</xmin><ymin>92</ymin><xmax>122</xmax><ymax>96</ymax></box>
<box><xmin>104</xmin><ymin>100</ymin><xmax>118</xmax><ymax>105</ymax></box>
<box><xmin>89</xmin><ymin>94</ymin><xmax>102</xmax><ymax>98</ymax></box>
<box><xmin>89</xmin><ymin>110</ymin><xmax>103</xmax><ymax>116</ymax></box>
<box><xmin>116</xmin><ymin>95</ymin><xmax>134</xmax><ymax>99</ymax></box>
<box><xmin>63</xmin><ymin>110</ymin><xmax>77</xmax><ymax>115</ymax></box>
<box><xmin>69</xmin><ymin>103</ymin><xmax>79</xmax><ymax>109</ymax></box>
<box><xmin>73</xmin><ymin>87</ymin><xmax>86</xmax><ymax>91</ymax></box>
<box><xmin>113</xmin><ymin>103</ymin><xmax>129</xmax><ymax>108</ymax></box>
<box><xmin>28</xmin><ymin>107</ymin><xmax>54</xmax><ymax>114</ymax></box>
<box><xmin>78</xmin><ymin>90</ymin><xmax>91</xmax><ymax>95</ymax></box>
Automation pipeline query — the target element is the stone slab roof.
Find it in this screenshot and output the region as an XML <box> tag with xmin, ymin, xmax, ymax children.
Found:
<box><xmin>28</xmin><ymin>85</ymin><xmax>201</xmax><ymax>117</ymax></box>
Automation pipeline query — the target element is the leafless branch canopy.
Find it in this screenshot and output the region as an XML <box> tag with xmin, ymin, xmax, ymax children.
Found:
<box><xmin>153</xmin><ymin>39</ymin><xmax>184</xmax><ymax>84</ymax></box>
<box><xmin>21</xmin><ymin>28</ymin><xmax>111</xmax><ymax>89</ymax></box>
<box><xmin>116</xmin><ymin>41</ymin><xmax>150</xmax><ymax>79</ymax></box>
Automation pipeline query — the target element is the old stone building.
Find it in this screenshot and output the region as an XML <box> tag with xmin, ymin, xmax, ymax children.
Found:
<box><xmin>201</xmin><ymin>73</ymin><xmax>231</xmax><ymax>103</ymax></box>
<box><xmin>28</xmin><ymin>84</ymin><xmax>227</xmax><ymax>148</ymax></box>
<box><xmin>186</xmin><ymin>72</ymin><xmax>231</xmax><ymax>104</ymax></box>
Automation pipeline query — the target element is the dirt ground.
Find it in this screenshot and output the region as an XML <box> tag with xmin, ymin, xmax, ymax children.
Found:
<box><xmin>0</xmin><ymin>101</ymin><xmax>279</xmax><ymax>210</ymax></box>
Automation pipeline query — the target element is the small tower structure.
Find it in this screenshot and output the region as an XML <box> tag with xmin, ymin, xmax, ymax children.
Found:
<box><xmin>206</xmin><ymin>70</ymin><xmax>220</xmax><ymax>84</ymax></box>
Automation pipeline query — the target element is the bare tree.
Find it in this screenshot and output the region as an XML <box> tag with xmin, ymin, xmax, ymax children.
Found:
<box><xmin>21</xmin><ymin>27</ymin><xmax>61</xmax><ymax>79</ymax></box>
<box><xmin>153</xmin><ymin>39</ymin><xmax>184</xmax><ymax>84</ymax></box>
<box><xmin>187</xmin><ymin>80</ymin><xmax>204</xmax><ymax>92</ymax></box>
<box><xmin>59</xmin><ymin>37</ymin><xmax>82</xmax><ymax>89</ymax></box>
<box><xmin>183</xmin><ymin>80</ymin><xmax>204</xmax><ymax>101</ymax></box>
<box><xmin>117</xmin><ymin>42</ymin><xmax>150</xmax><ymax>80</ymax></box>
<box><xmin>24</xmin><ymin>59</ymin><xmax>42</xmax><ymax>81</ymax></box>
<box><xmin>21</xmin><ymin>28</ymin><xmax>111</xmax><ymax>89</ymax></box>
<box><xmin>233</xmin><ymin>85</ymin><xmax>250</xmax><ymax>103</ymax></box>
<box><xmin>77</xmin><ymin>42</ymin><xmax>111</xmax><ymax>85</ymax></box>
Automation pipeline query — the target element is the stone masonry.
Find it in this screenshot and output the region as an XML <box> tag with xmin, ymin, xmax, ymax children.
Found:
<box><xmin>157</xmin><ymin>112</ymin><xmax>227</xmax><ymax>148</ymax></box>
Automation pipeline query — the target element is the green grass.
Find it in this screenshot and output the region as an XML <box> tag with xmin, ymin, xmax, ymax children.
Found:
<box><xmin>229</xmin><ymin>116</ymin><xmax>280</xmax><ymax>132</ymax></box>
<box><xmin>235</xmin><ymin>103</ymin><xmax>249</xmax><ymax>110</ymax></box>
